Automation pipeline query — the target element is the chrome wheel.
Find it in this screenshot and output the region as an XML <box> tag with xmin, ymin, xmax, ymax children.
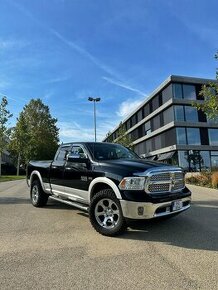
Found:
<box><xmin>32</xmin><ymin>185</ymin><xmax>39</xmax><ymax>204</ymax></box>
<box><xmin>94</xmin><ymin>198</ymin><xmax>120</xmax><ymax>229</ymax></box>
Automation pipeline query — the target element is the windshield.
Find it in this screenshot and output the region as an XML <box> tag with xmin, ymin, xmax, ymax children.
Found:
<box><xmin>86</xmin><ymin>143</ymin><xmax>140</xmax><ymax>161</ymax></box>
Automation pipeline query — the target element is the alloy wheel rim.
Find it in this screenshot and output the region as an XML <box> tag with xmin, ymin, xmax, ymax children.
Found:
<box><xmin>32</xmin><ymin>185</ymin><xmax>39</xmax><ymax>203</ymax></box>
<box><xmin>94</xmin><ymin>198</ymin><xmax>120</xmax><ymax>229</ymax></box>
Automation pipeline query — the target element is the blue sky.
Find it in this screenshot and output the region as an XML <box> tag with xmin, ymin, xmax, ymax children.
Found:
<box><xmin>0</xmin><ymin>0</ymin><xmax>218</xmax><ymax>142</ymax></box>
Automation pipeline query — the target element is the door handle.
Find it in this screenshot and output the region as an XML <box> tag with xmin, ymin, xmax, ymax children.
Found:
<box><xmin>52</xmin><ymin>166</ymin><xmax>57</xmax><ymax>169</ymax></box>
<box><xmin>65</xmin><ymin>167</ymin><xmax>71</xmax><ymax>170</ymax></box>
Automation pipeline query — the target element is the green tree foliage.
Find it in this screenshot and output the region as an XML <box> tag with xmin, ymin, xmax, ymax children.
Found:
<box><xmin>113</xmin><ymin>122</ymin><xmax>134</xmax><ymax>149</ymax></box>
<box><xmin>0</xmin><ymin>96</ymin><xmax>12</xmax><ymax>176</ymax></box>
<box><xmin>196</xmin><ymin>52</ymin><xmax>218</xmax><ymax>120</ymax></box>
<box><xmin>10</xmin><ymin>99</ymin><xmax>59</xmax><ymax>164</ymax></box>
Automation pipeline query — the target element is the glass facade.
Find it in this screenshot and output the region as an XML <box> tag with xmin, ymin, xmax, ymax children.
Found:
<box><xmin>208</xmin><ymin>129</ymin><xmax>218</xmax><ymax>145</ymax></box>
<box><xmin>183</xmin><ymin>85</ymin><xmax>196</xmax><ymax>100</ymax></box>
<box><xmin>211</xmin><ymin>151</ymin><xmax>218</xmax><ymax>170</ymax></box>
<box><xmin>163</xmin><ymin>106</ymin><xmax>174</xmax><ymax>125</ymax></box>
<box><xmin>184</xmin><ymin>106</ymin><xmax>198</xmax><ymax>122</ymax></box>
<box><xmin>105</xmin><ymin>77</ymin><xmax>218</xmax><ymax>172</ymax></box>
<box><xmin>162</xmin><ymin>85</ymin><xmax>173</xmax><ymax>103</ymax></box>
<box><xmin>173</xmin><ymin>83</ymin><xmax>183</xmax><ymax>99</ymax></box>
<box><xmin>176</xmin><ymin>128</ymin><xmax>186</xmax><ymax>144</ymax></box>
<box><xmin>173</xmin><ymin>83</ymin><xmax>196</xmax><ymax>100</ymax></box>
<box><xmin>186</xmin><ymin>128</ymin><xmax>201</xmax><ymax>145</ymax></box>
<box><xmin>174</xmin><ymin>105</ymin><xmax>184</xmax><ymax>121</ymax></box>
<box><xmin>174</xmin><ymin>105</ymin><xmax>198</xmax><ymax>122</ymax></box>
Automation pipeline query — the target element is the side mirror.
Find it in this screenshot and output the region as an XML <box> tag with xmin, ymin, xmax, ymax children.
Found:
<box><xmin>67</xmin><ymin>153</ymin><xmax>89</xmax><ymax>163</ymax></box>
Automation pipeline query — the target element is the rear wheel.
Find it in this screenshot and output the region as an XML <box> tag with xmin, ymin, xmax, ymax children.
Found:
<box><xmin>30</xmin><ymin>180</ymin><xmax>48</xmax><ymax>207</ymax></box>
<box><xmin>89</xmin><ymin>189</ymin><xmax>127</xmax><ymax>236</ymax></box>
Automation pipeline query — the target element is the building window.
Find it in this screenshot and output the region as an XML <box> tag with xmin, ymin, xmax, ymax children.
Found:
<box><xmin>162</xmin><ymin>84</ymin><xmax>173</xmax><ymax>103</ymax></box>
<box><xmin>152</xmin><ymin>114</ymin><xmax>161</xmax><ymax>131</ymax></box>
<box><xmin>184</xmin><ymin>106</ymin><xmax>198</xmax><ymax>122</ymax></box>
<box><xmin>208</xmin><ymin>129</ymin><xmax>218</xmax><ymax>145</ymax></box>
<box><xmin>173</xmin><ymin>83</ymin><xmax>183</xmax><ymax>99</ymax></box>
<box><xmin>186</xmin><ymin>128</ymin><xmax>201</xmax><ymax>145</ymax></box>
<box><xmin>173</xmin><ymin>83</ymin><xmax>197</xmax><ymax>100</ymax></box>
<box><xmin>154</xmin><ymin>135</ymin><xmax>161</xmax><ymax>150</ymax></box>
<box><xmin>126</xmin><ymin>119</ymin><xmax>131</xmax><ymax>130</ymax></box>
<box><xmin>183</xmin><ymin>84</ymin><xmax>196</xmax><ymax>100</ymax></box>
<box><xmin>143</xmin><ymin>104</ymin><xmax>150</xmax><ymax>118</ymax></box>
<box><xmin>137</xmin><ymin>109</ymin><xmax>143</xmax><ymax>122</ymax></box>
<box><xmin>145</xmin><ymin>121</ymin><xmax>151</xmax><ymax>135</ymax></box>
<box><xmin>174</xmin><ymin>105</ymin><xmax>184</xmax><ymax>121</ymax></box>
<box><xmin>176</xmin><ymin>128</ymin><xmax>187</xmax><ymax>144</ymax></box>
<box><xmin>131</xmin><ymin>114</ymin><xmax>137</xmax><ymax>127</ymax></box>
<box><xmin>178</xmin><ymin>151</ymin><xmax>189</xmax><ymax>171</ymax></box>
<box><xmin>200</xmin><ymin>151</ymin><xmax>211</xmax><ymax>170</ymax></box>
<box><xmin>152</xmin><ymin>95</ymin><xmax>159</xmax><ymax>111</ymax></box>
<box><xmin>211</xmin><ymin>151</ymin><xmax>218</xmax><ymax>170</ymax></box>
<box><xmin>163</xmin><ymin>106</ymin><xmax>174</xmax><ymax>125</ymax></box>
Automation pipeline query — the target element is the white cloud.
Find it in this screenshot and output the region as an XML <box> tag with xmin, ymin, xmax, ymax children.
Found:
<box><xmin>102</xmin><ymin>76</ymin><xmax>147</xmax><ymax>97</ymax></box>
<box><xmin>0</xmin><ymin>39</ymin><xmax>29</xmax><ymax>50</ymax></box>
<box><xmin>117</xmin><ymin>98</ymin><xmax>144</xmax><ymax>118</ymax></box>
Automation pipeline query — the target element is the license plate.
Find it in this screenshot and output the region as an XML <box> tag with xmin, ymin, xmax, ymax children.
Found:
<box><xmin>172</xmin><ymin>200</ymin><xmax>183</xmax><ymax>211</ymax></box>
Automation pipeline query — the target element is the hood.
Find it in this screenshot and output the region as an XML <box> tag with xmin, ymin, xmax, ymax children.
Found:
<box><xmin>98</xmin><ymin>159</ymin><xmax>172</xmax><ymax>177</ymax></box>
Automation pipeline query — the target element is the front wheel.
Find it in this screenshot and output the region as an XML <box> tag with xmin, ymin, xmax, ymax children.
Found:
<box><xmin>89</xmin><ymin>189</ymin><xmax>127</xmax><ymax>236</ymax></box>
<box><xmin>30</xmin><ymin>180</ymin><xmax>48</xmax><ymax>207</ymax></box>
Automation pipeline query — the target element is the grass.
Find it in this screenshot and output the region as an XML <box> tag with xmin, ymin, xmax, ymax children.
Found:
<box><xmin>0</xmin><ymin>175</ymin><xmax>26</xmax><ymax>182</ymax></box>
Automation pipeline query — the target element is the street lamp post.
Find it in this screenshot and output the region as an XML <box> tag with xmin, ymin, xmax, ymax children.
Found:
<box><xmin>88</xmin><ymin>97</ymin><xmax>101</xmax><ymax>142</ymax></box>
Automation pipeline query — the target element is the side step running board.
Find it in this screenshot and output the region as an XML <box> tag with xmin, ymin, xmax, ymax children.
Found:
<box><xmin>49</xmin><ymin>196</ymin><xmax>89</xmax><ymax>212</ymax></box>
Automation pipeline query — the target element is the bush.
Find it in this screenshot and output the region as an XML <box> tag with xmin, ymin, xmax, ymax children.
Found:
<box><xmin>186</xmin><ymin>171</ymin><xmax>212</xmax><ymax>188</ymax></box>
<box><xmin>211</xmin><ymin>172</ymin><xmax>218</xmax><ymax>188</ymax></box>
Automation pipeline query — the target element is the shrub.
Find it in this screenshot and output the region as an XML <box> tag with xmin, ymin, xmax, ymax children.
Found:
<box><xmin>211</xmin><ymin>172</ymin><xmax>218</xmax><ymax>188</ymax></box>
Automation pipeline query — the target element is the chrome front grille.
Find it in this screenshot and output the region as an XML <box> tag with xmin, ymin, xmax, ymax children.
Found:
<box><xmin>145</xmin><ymin>168</ymin><xmax>185</xmax><ymax>194</ymax></box>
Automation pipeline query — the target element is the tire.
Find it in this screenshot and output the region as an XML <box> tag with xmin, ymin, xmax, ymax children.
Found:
<box><xmin>30</xmin><ymin>180</ymin><xmax>48</xmax><ymax>207</ymax></box>
<box><xmin>89</xmin><ymin>189</ymin><xmax>127</xmax><ymax>236</ymax></box>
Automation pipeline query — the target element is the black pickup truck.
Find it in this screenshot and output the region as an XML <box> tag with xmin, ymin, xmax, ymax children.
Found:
<box><xmin>27</xmin><ymin>142</ymin><xmax>191</xmax><ymax>236</ymax></box>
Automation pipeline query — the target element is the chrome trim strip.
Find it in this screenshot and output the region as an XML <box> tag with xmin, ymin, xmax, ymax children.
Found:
<box><xmin>136</xmin><ymin>166</ymin><xmax>185</xmax><ymax>194</ymax></box>
<box><xmin>49</xmin><ymin>196</ymin><xmax>89</xmax><ymax>211</ymax></box>
<box><xmin>120</xmin><ymin>196</ymin><xmax>191</xmax><ymax>219</ymax></box>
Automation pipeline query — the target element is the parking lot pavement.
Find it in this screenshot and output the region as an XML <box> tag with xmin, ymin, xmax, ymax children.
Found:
<box><xmin>0</xmin><ymin>180</ymin><xmax>217</xmax><ymax>290</ymax></box>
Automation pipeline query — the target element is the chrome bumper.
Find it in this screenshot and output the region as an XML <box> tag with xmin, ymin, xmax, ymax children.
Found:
<box><xmin>120</xmin><ymin>196</ymin><xmax>191</xmax><ymax>219</ymax></box>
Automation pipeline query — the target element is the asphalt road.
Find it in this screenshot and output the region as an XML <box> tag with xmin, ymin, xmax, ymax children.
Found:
<box><xmin>0</xmin><ymin>180</ymin><xmax>217</xmax><ymax>290</ymax></box>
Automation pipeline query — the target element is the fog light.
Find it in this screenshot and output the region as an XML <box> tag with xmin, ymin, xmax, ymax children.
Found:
<box><xmin>138</xmin><ymin>207</ymin><xmax>144</xmax><ymax>215</ymax></box>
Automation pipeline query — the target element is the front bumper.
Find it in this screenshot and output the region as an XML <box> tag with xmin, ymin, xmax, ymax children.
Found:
<box><xmin>120</xmin><ymin>196</ymin><xmax>191</xmax><ymax>219</ymax></box>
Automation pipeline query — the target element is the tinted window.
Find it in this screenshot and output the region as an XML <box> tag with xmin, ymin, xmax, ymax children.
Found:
<box><xmin>174</xmin><ymin>106</ymin><xmax>184</xmax><ymax>121</ymax></box>
<box><xmin>152</xmin><ymin>114</ymin><xmax>161</xmax><ymax>131</ymax></box>
<box><xmin>173</xmin><ymin>83</ymin><xmax>183</xmax><ymax>99</ymax></box>
<box><xmin>152</xmin><ymin>95</ymin><xmax>159</xmax><ymax>111</ymax></box>
<box><xmin>56</xmin><ymin>146</ymin><xmax>71</xmax><ymax>161</ymax></box>
<box><xmin>163</xmin><ymin>106</ymin><xmax>174</xmax><ymax>125</ymax></box>
<box><xmin>162</xmin><ymin>84</ymin><xmax>173</xmax><ymax>103</ymax></box>
<box><xmin>183</xmin><ymin>84</ymin><xmax>196</xmax><ymax>100</ymax></box>
<box><xmin>178</xmin><ymin>151</ymin><xmax>189</xmax><ymax>171</ymax></box>
<box><xmin>137</xmin><ymin>109</ymin><xmax>143</xmax><ymax>122</ymax></box>
<box><xmin>185</xmin><ymin>106</ymin><xmax>198</xmax><ymax>122</ymax></box>
<box><xmin>71</xmin><ymin>146</ymin><xmax>87</xmax><ymax>158</ymax></box>
<box><xmin>143</xmin><ymin>104</ymin><xmax>150</xmax><ymax>117</ymax></box>
<box><xmin>86</xmin><ymin>143</ymin><xmax>139</xmax><ymax>160</ymax></box>
<box><xmin>208</xmin><ymin>129</ymin><xmax>218</xmax><ymax>145</ymax></box>
<box><xmin>176</xmin><ymin>128</ymin><xmax>187</xmax><ymax>144</ymax></box>
<box><xmin>145</xmin><ymin>120</ymin><xmax>151</xmax><ymax>135</ymax></box>
<box><xmin>186</xmin><ymin>128</ymin><xmax>201</xmax><ymax>145</ymax></box>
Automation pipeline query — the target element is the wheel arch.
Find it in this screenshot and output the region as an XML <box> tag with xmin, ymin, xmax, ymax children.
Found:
<box><xmin>88</xmin><ymin>177</ymin><xmax>121</xmax><ymax>202</ymax></box>
<box><xmin>30</xmin><ymin>171</ymin><xmax>45</xmax><ymax>191</ymax></box>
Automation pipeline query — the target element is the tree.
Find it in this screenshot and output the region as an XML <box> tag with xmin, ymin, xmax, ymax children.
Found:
<box><xmin>195</xmin><ymin>51</ymin><xmax>218</xmax><ymax>120</ymax></box>
<box><xmin>9</xmin><ymin>99</ymin><xmax>59</xmax><ymax>170</ymax></box>
<box><xmin>113</xmin><ymin>122</ymin><xmax>134</xmax><ymax>149</ymax></box>
<box><xmin>0</xmin><ymin>96</ymin><xmax>12</xmax><ymax>176</ymax></box>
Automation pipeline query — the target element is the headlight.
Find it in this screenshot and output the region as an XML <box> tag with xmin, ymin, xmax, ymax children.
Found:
<box><xmin>118</xmin><ymin>177</ymin><xmax>145</xmax><ymax>190</ymax></box>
